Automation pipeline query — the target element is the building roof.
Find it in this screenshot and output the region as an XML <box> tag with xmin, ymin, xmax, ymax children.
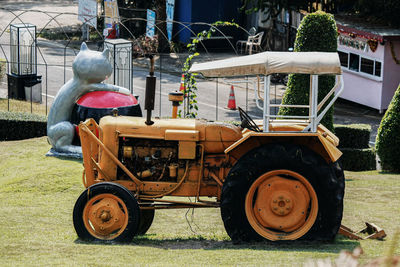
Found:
<box><xmin>335</xmin><ymin>15</ymin><xmax>400</xmax><ymax>42</ymax></box>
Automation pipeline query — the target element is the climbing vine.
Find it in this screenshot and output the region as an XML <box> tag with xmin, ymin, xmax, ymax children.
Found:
<box><xmin>179</xmin><ymin>21</ymin><xmax>239</xmax><ymax>118</ymax></box>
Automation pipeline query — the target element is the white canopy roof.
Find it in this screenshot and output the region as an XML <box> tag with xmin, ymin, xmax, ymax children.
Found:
<box><xmin>189</xmin><ymin>51</ymin><xmax>342</xmax><ymax>77</ymax></box>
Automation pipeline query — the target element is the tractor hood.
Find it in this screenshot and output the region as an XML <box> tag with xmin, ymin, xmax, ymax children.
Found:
<box><xmin>99</xmin><ymin>116</ymin><xmax>242</xmax><ymax>150</ymax></box>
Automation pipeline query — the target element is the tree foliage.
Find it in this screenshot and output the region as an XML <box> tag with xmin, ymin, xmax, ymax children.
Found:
<box><xmin>376</xmin><ymin>85</ymin><xmax>400</xmax><ymax>172</ymax></box>
<box><xmin>241</xmin><ymin>0</ymin><xmax>400</xmax><ymax>27</ymax></box>
<box><xmin>278</xmin><ymin>11</ymin><xmax>337</xmax><ymax>131</ymax></box>
<box><xmin>241</xmin><ymin>0</ymin><xmax>310</xmax><ymax>21</ymax></box>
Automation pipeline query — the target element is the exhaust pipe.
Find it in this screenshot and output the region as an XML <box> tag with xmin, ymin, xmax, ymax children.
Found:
<box><xmin>145</xmin><ymin>56</ymin><xmax>156</xmax><ymax>125</ymax></box>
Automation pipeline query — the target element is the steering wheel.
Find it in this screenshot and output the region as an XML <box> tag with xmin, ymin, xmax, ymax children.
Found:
<box><xmin>238</xmin><ymin>107</ymin><xmax>261</xmax><ymax>132</ymax></box>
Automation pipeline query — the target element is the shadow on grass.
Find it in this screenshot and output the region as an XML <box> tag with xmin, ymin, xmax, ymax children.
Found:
<box><xmin>46</xmin><ymin>153</ymin><xmax>83</xmax><ymax>163</ymax></box>
<box><xmin>75</xmin><ymin>235</ymin><xmax>360</xmax><ymax>252</ymax></box>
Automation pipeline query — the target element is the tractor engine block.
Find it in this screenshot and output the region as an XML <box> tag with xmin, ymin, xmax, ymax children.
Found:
<box><xmin>117</xmin><ymin>138</ymin><xmax>180</xmax><ymax>182</ymax></box>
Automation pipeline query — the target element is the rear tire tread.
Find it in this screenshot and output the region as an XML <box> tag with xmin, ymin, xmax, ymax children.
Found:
<box><xmin>220</xmin><ymin>143</ymin><xmax>345</xmax><ymax>243</ymax></box>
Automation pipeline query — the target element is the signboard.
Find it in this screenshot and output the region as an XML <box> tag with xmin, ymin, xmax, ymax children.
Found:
<box><xmin>104</xmin><ymin>0</ymin><xmax>120</xmax><ymax>29</ymax></box>
<box><xmin>146</xmin><ymin>9</ymin><xmax>156</xmax><ymax>38</ymax></box>
<box><xmin>78</xmin><ymin>0</ymin><xmax>97</xmax><ymax>28</ymax></box>
<box><xmin>338</xmin><ymin>35</ymin><xmax>369</xmax><ymax>52</ymax></box>
<box><xmin>166</xmin><ymin>0</ymin><xmax>175</xmax><ymax>41</ymax></box>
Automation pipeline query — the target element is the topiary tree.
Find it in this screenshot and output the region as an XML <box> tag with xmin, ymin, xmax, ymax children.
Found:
<box><xmin>376</xmin><ymin>84</ymin><xmax>400</xmax><ymax>172</ymax></box>
<box><xmin>278</xmin><ymin>11</ymin><xmax>338</xmax><ymax>131</ymax></box>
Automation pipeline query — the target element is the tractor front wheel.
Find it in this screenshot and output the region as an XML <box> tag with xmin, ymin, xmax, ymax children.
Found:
<box><xmin>220</xmin><ymin>143</ymin><xmax>344</xmax><ymax>243</ymax></box>
<box><xmin>73</xmin><ymin>182</ymin><xmax>140</xmax><ymax>242</ymax></box>
<box><xmin>137</xmin><ymin>209</ymin><xmax>155</xmax><ymax>235</ymax></box>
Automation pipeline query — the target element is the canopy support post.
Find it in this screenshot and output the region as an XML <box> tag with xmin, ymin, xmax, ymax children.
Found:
<box><xmin>263</xmin><ymin>75</ymin><xmax>270</xmax><ymax>132</ymax></box>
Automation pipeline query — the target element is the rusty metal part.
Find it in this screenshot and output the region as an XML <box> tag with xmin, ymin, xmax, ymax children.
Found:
<box><xmin>225</xmin><ymin>126</ymin><xmax>342</xmax><ymax>164</ymax></box>
<box><xmin>122</xmin><ymin>146</ymin><xmax>133</xmax><ymax>158</ymax></box>
<box><xmin>245</xmin><ymin>170</ymin><xmax>318</xmax><ymax>241</ymax></box>
<box><xmin>137</xmin><ymin>169</ymin><xmax>153</xmax><ymax>178</ymax></box>
<box><xmin>80</xmin><ymin>122</ymin><xmax>143</xmax><ymax>186</ymax></box>
<box><xmin>339</xmin><ymin>225</ymin><xmax>363</xmax><ymax>240</ymax></box>
<box><xmin>196</xmin><ymin>144</ymin><xmax>205</xmax><ymax>201</ymax></box>
<box><xmin>339</xmin><ymin>223</ymin><xmax>386</xmax><ymax>240</ymax></box>
<box><xmin>168</xmin><ymin>90</ymin><xmax>184</xmax><ymax>119</ymax></box>
<box><xmin>168</xmin><ymin>163</ymin><xmax>178</xmax><ymax>178</ymax></box>
<box><xmin>140</xmin><ymin>161</ymin><xmax>190</xmax><ymax>198</ymax></box>
<box><xmin>140</xmin><ymin>197</ymin><xmax>219</xmax><ymax>209</ymax></box>
<box><xmin>82</xmin><ymin>193</ymin><xmax>129</xmax><ymax>240</ymax></box>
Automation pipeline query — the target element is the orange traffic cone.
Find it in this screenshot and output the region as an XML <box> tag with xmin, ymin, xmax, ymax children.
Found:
<box><xmin>226</xmin><ymin>85</ymin><xmax>237</xmax><ymax>110</ymax></box>
<box><xmin>179</xmin><ymin>74</ymin><xmax>185</xmax><ymax>92</ymax></box>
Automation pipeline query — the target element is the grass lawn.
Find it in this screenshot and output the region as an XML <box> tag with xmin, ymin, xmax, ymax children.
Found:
<box><xmin>0</xmin><ymin>137</ymin><xmax>399</xmax><ymax>266</ymax></box>
<box><xmin>0</xmin><ymin>98</ymin><xmax>48</xmax><ymax>116</ymax></box>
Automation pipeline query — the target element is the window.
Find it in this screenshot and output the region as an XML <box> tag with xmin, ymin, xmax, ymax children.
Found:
<box><xmin>338</xmin><ymin>51</ymin><xmax>348</xmax><ymax>67</ymax></box>
<box><xmin>375</xmin><ymin>61</ymin><xmax>382</xmax><ymax>77</ymax></box>
<box><xmin>337</xmin><ymin>50</ymin><xmax>382</xmax><ymax>78</ymax></box>
<box><xmin>349</xmin><ymin>53</ymin><xmax>360</xmax><ymax>72</ymax></box>
<box><xmin>361</xmin><ymin>58</ymin><xmax>374</xmax><ymax>75</ymax></box>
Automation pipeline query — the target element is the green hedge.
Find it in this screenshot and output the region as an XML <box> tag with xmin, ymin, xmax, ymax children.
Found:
<box><xmin>0</xmin><ymin>111</ymin><xmax>47</xmax><ymax>141</ymax></box>
<box><xmin>334</xmin><ymin>124</ymin><xmax>371</xmax><ymax>149</ymax></box>
<box><xmin>334</xmin><ymin>123</ymin><xmax>376</xmax><ymax>171</ymax></box>
<box><xmin>278</xmin><ymin>11</ymin><xmax>338</xmax><ymax>131</ymax></box>
<box><xmin>376</xmin><ymin>85</ymin><xmax>400</xmax><ymax>172</ymax></box>
<box><xmin>340</xmin><ymin>147</ymin><xmax>376</xmax><ymax>171</ymax></box>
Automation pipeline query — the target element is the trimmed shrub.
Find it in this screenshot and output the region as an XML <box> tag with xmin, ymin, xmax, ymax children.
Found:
<box><xmin>334</xmin><ymin>124</ymin><xmax>371</xmax><ymax>149</ymax></box>
<box><xmin>334</xmin><ymin>123</ymin><xmax>376</xmax><ymax>171</ymax></box>
<box><xmin>376</xmin><ymin>84</ymin><xmax>400</xmax><ymax>172</ymax></box>
<box><xmin>0</xmin><ymin>111</ymin><xmax>47</xmax><ymax>141</ymax></box>
<box><xmin>278</xmin><ymin>11</ymin><xmax>338</xmax><ymax>132</ymax></box>
<box><xmin>340</xmin><ymin>148</ymin><xmax>376</xmax><ymax>171</ymax></box>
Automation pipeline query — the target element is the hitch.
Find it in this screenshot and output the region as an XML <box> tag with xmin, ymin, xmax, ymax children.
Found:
<box><xmin>339</xmin><ymin>222</ymin><xmax>386</xmax><ymax>240</ymax></box>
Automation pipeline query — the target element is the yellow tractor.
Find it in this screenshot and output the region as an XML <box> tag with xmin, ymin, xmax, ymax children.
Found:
<box><xmin>73</xmin><ymin>52</ymin><xmax>345</xmax><ymax>243</ymax></box>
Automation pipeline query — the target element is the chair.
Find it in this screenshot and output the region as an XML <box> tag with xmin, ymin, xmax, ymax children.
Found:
<box><xmin>236</xmin><ymin>27</ymin><xmax>257</xmax><ymax>54</ymax></box>
<box><xmin>246</xmin><ymin>31</ymin><xmax>264</xmax><ymax>55</ymax></box>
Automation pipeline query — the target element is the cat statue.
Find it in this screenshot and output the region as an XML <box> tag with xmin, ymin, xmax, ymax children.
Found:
<box><xmin>47</xmin><ymin>42</ymin><xmax>130</xmax><ymax>155</ymax></box>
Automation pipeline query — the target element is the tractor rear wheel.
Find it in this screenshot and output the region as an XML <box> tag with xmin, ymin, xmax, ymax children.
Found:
<box><xmin>73</xmin><ymin>182</ymin><xmax>140</xmax><ymax>242</ymax></box>
<box><xmin>220</xmin><ymin>143</ymin><xmax>344</xmax><ymax>243</ymax></box>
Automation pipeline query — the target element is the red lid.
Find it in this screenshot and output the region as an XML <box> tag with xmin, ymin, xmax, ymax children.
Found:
<box><xmin>76</xmin><ymin>91</ymin><xmax>138</xmax><ymax>108</ymax></box>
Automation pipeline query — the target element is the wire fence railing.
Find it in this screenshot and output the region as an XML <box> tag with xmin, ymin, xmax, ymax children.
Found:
<box><xmin>0</xmin><ymin>8</ymin><xmax>286</xmax><ymax>122</ymax></box>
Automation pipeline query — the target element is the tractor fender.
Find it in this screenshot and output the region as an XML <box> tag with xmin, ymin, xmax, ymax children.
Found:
<box><xmin>224</xmin><ymin>131</ymin><xmax>342</xmax><ymax>164</ymax></box>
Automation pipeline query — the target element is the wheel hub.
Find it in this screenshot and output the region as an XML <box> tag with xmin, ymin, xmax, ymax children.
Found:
<box><xmin>253</xmin><ymin>176</ymin><xmax>310</xmax><ymax>232</ymax></box>
<box><xmin>245</xmin><ymin>170</ymin><xmax>318</xmax><ymax>241</ymax></box>
<box><xmin>83</xmin><ymin>193</ymin><xmax>128</xmax><ymax>239</ymax></box>
<box><xmin>100</xmin><ymin>210</ymin><xmax>111</xmax><ymax>222</ymax></box>
<box><xmin>270</xmin><ymin>192</ymin><xmax>293</xmax><ymax>216</ymax></box>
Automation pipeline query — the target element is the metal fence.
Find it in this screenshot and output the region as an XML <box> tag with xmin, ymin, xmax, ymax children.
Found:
<box><xmin>0</xmin><ymin>8</ymin><xmax>286</xmax><ymax>121</ymax></box>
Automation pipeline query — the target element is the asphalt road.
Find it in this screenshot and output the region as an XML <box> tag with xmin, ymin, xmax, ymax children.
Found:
<box><xmin>0</xmin><ymin>0</ymin><xmax>384</xmax><ymax>143</ymax></box>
